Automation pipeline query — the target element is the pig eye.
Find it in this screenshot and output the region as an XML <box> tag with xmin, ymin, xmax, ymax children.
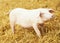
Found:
<box><xmin>49</xmin><ymin>9</ymin><xmax>54</xmax><ymax>13</ymax></box>
<box><xmin>40</xmin><ymin>13</ymin><xmax>44</xmax><ymax>18</ymax></box>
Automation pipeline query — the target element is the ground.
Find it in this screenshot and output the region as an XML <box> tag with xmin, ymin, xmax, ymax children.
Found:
<box><xmin>0</xmin><ymin>0</ymin><xmax>60</xmax><ymax>43</ymax></box>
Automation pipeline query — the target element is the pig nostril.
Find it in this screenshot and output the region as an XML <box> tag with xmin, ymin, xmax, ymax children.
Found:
<box><xmin>52</xmin><ymin>16</ymin><xmax>53</xmax><ymax>17</ymax></box>
<box><xmin>52</xmin><ymin>16</ymin><xmax>54</xmax><ymax>18</ymax></box>
<box><xmin>52</xmin><ymin>15</ymin><xmax>55</xmax><ymax>18</ymax></box>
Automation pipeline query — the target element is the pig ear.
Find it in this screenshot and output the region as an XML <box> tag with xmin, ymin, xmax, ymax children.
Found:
<box><xmin>49</xmin><ymin>9</ymin><xmax>54</xmax><ymax>13</ymax></box>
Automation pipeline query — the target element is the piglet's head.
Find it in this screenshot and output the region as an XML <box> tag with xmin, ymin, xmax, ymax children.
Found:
<box><xmin>40</xmin><ymin>9</ymin><xmax>54</xmax><ymax>21</ymax></box>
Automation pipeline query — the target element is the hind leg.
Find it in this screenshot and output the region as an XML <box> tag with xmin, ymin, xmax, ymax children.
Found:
<box><xmin>9</xmin><ymin>15</ymin><xmax>16</xmax><ymax>34</ymax></box>
<box><xmin>10</xmin><ymin>21</ymin><xmax>15</xmax><ymax>34</ymax></box>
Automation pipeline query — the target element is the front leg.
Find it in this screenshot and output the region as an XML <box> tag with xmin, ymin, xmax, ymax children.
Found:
<box><xmin>32</xmin><ymin>23</ymin><xmax>41</xmax><ymax>37</ymax></box>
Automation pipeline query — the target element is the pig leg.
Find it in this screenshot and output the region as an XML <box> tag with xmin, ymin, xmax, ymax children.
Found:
<box><xmin>9</xmin><ymin>15</ymin><xmax>16</xmax><ymax>34</ymax></box>
<box><xmin>10</xmin><ymin>20</ymin><xmax>15</xmax><ymax>34</ymax></box>
<box><xmin>32</xmin><ymin>23</ymin><xmax>41</xmax><ymax>37</ymax></box>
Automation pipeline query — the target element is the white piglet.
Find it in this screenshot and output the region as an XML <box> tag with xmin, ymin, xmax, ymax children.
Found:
<box><xmin>9</xmin><ymin>8</ymin><xmax>54</xmax><ymax>37</ymax></box>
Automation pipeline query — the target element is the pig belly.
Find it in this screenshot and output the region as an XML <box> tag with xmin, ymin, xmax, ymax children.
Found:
<box><xmin>16</xmin><ymin>20</ymin><xmax>32</xmax><ymax>28</ymax></box>
<box><xmin>16</xmin><ymin>17</ymin><xmax>32</xmax><ymax>28</ymax></box>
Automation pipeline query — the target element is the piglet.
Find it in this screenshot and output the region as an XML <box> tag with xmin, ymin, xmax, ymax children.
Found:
<box><xmin>9</xmin><ymin>8</ymin><xmax>54</xmax><ymax>37</ymax></box>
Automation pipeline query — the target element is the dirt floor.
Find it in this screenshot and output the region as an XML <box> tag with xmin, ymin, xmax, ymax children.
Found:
<box><xmin>0</xmin><ymin>0</ymin><xmax>60</xmax><ymax>43</ymax></box>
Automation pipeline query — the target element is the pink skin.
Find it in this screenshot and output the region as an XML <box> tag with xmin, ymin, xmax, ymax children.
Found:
<box><xmin>9</xmin><ymin>8</ymin><xmax>54</xmax><ymax>37</ymax></box>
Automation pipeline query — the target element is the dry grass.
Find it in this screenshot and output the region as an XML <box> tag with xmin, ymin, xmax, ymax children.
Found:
<box><xmin>0</xmin><ymin>0</ymin><xmax>60</xmax><ymax>43</ymax></box>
